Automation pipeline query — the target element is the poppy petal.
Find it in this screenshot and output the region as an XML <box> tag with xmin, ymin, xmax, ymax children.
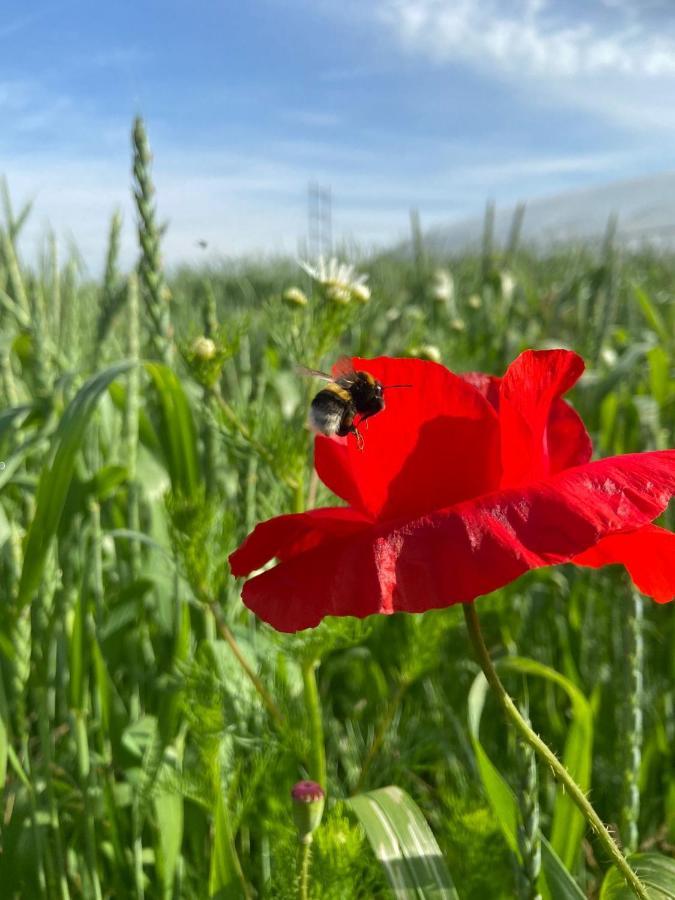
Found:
<box><xmin>461</xmin><ymin>363</ymin><xmax>592</xmax><ymax>478</ymax></box>
<box><xmin>229</xmin><ymin>507</ymin><xmax>371</xmax><ymax>577</ymax></box>
<box><xmin>243</xmin><ymin>450</ymin><xmax>675</xmax><ymax>631</ymax></box>
<box><xmin>314</xmin><ymin>356</ymin><xmax>501</xmax><ymax>522</ymax></box>
<box><xmin>499</xmin><ymin>349</ymin><xmax>590</xmax><ymax>485</ymax></box>
<box><xmin>573</xmin><ymin>525</ymin><xmax>675</xmax><ymax>603</ymax></box>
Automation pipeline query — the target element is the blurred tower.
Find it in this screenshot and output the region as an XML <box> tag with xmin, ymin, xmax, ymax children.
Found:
<box><xmin>308</xmin><ymin>182</ymin><xmax>333</xmax><ymax>260</ymax></box>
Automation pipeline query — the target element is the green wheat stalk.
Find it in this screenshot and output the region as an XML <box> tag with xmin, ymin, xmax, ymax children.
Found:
<box><xmin>621</xmin><ymin>588</ymin><xmax>644</xmax><ymax>854</ymax></box>
<box><xmin>132</xmin><ymin>116</ymin><xmax>173</xmax><ymax>362</ymax></box>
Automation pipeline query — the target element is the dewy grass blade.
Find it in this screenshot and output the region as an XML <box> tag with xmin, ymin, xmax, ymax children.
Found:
<box><xmin>348</xmin><ymin>786</ymin><xmax>459</xmax><ymax>900</ymax></box>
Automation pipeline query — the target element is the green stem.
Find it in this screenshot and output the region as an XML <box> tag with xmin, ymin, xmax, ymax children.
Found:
<box><xmin>297</xmin><ymin>839</ymin><xmax>312</xmax><ymax>900</ymax></box>
<box><xmin>621</xmin><ymin>589</ymin><xmax>643</xmax><ymax>854</ymax></box>
<box><xmin>463</xmin><ymin>602</ymin><xmax>649</xmax><ymax>900</ymax></box>
<box><xmin>213</xmin><ymin>386</ymin><xmax>299</xmax><ymax>491</ymax></box>
<box><xmin>353</xmin><ymin>680</ymin><xmax>408</xmax><ymax>795</ymax></box>
<box><xmin>208</xmin><ymin>602</ymin><xmax>285</xmax><ymax>731</ymax></box>
<box><xmin>302</xmin><ymin>660</ymin><xmax>326</xmax><ymax>791</ymax></box>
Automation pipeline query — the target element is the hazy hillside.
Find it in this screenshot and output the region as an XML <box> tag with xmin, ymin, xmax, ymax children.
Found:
<box><xmin>423</xmin><ymin>170</ymin><xmax>675</xmax><ymax>254</ymax></box>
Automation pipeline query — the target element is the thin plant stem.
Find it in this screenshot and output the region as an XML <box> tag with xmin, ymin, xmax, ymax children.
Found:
<box><xmin>621</xmin><ymin>588</ymin><xmax>644</xmax><ymax>854</ymax></box>
<box><xmin>212</xmin><ymin>385</ymin><xmax>299</xmax><ymax>491</ymax></box>
<box><xmin>297</xmin><ymin>839</ymin><xmax>312</xmax><ymax>900</ymax></box>
<box><xmin>462</xmin><ymin>602</ymin><xmax>649</xmax><ymax>900</ymax></box>
<box><xmin>74</xmin><ymin>711</ymin><xmax>103</xmax><ymax>900</ymax></box>
<box><xmin>301</xmin><ymin>659</ymin><xmax>326</xmax><ymax>790</ymax></box>
<box><xmin>208</xmin><ymin>601</ymin><xmax>285</xmax><ymax>731</ymax></box>
<box><xmin>353</xmin><ymin>680</ymin><xmax>408</xmax><ymax>795</ymax></box>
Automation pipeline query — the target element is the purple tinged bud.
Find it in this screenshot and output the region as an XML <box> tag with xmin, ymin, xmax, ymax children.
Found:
<box><xmin>291</xmin><ymin>780</ymin><xmax>325</xmax><ymax>843</ymax></box>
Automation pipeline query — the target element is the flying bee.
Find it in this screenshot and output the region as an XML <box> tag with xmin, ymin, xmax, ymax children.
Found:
<box><xmin>297</xmin><ymin>357</ymin><xmax>411</xmax><ymax>450</ymax></box>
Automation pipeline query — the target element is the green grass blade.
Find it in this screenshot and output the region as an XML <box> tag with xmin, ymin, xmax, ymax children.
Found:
<box><xmin>155</xmin><ymin>787</ymin><xmax>184</xmax><ymax>900</ymax></box>
<box><xmin>600</xmin><ymin>853</ymin><xmax>675</xmax><ymax>899</ymax></box>
<box><xmin>468</xmin><ymin>674</ymin><xmax>585</xmax><ymax>900</ymax></box>
<box><xmin>498</xmin><ymin>657</ymin><xmax>593</xmax><ymax>872</ymax></box>
<box><xmin>0</xmin><ymin>667</ymin><xmax>8</xmax><ymax>788</ymax></box>
<box><xmin>632</xmin><ymin>284</ymin><xmax>671</xmax><ymax>346</ymax></box>
<box><xmin>208</xmin><ymin>785</ymin><xmax>249</xmax><ymax>900</ymax></box>
<box><xmin>18</xmin><ymin>361</ymin><xmax>133</xmax><ymax>607</ymax></box>
<box><xmin>348</xmin><ymin>785</ymin><xmax>459</xmax><ymax>899</ymax></box>
<box><xmin>144</xmin><ymin>362</ymin><xmax>200</xmax><ymax>497</ymax></box>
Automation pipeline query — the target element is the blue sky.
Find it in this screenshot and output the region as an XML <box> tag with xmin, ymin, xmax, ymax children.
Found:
<box><xmin>3</xmin><ymin>0</ymin><xmax>675</xmax><ymax>269</ymax></box>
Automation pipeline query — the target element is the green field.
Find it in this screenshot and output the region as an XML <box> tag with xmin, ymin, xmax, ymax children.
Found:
<box><xmin>0</xmin><ymin>120</ymin><xmax>673</xmax><ymax>899</ymax></box>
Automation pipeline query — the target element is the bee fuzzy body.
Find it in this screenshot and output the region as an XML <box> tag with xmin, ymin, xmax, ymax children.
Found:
<box><xmin>298</xmin><ymin>360</ymin><xmax>392</xmax><ymax>448</ymax></box>
<box><xmin>309</xmin><ymin>384</ymin><xmax>356</xmax><ymax>437</ymax></box>
<box><xmin>308</xmin><ymin>372</ymin><xmax>384</xmax><ymax>440</ymax></box>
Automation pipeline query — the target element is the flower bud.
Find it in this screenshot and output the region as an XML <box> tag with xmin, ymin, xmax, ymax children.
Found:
<box><xmin>283</xmin><ymin>286</ymin><xmax>309</xmax><ymax>308</ymax></box>
<box><xmin>410</xmin><ymin>344</ymin><xmax>442</xmax><ymax>363</ymax></box>
<box><xmin>191</xmin><ymin>336</ymin><xmax>217</xmax><ymax>361</ymax></box>
<box><xmin>432</xmin><ymin>268</ymin><xmax>454</xmax><ymax>304</ymax></box>
<box><xmin>291</xmin><ymin>780</ymin><xmax>325</xmax><ymax>844</ymax></box>
<box><xmin>499</xmin><ymin>270</ymin><xmax>516</xmax><ymax>302</ymax></box>
<box><xmin>325</xmin><ymin>284</ymin><xmax>351</xmax><ymax>305</ymax></box>
<box><xmin>351</xmin><ymin>283</ymin><xmax>371</xmax><ymax>303</ymax></box>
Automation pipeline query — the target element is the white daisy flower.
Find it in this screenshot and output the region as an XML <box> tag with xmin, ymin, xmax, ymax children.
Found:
<box><xmin>300</xmin><ymin>256</ymin><xmax>371</xmax><ymax>304</ymax></box>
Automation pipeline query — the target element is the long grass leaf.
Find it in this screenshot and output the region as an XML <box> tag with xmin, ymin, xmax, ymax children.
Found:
<box><xmin>600</xmin><ymin>853</ymin><xmax>675</xmax><ymax>899</ymax></box>
<box><xmin>348</xmin><ymin>785</ymin><xmax>459</xmax><ymax>899</ymax></box>
<box><xmin>18</xmin><ymin>361</ymin><xmax>133</xmax><ymax>607</ymax></box>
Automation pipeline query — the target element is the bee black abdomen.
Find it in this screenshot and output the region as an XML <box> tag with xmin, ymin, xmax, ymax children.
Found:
<box><xmin>309</xmin><ymin>387</ymin><xmax>355</xmax><ymax>437</ymax></box>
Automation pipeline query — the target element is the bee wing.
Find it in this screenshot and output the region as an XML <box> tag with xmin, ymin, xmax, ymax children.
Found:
<box><xmin>295</xmin><ymin>364</ymin><xmax>334</xmax><ymax>382</ymax></box>
<box><xmin>332</xmin><ymin>355</ymin><xmax>358</xmax><ymax>385</ymax></box>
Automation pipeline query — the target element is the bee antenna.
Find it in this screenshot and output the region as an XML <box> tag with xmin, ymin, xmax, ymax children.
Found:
<box><xmin>382</xmin><ymin>383</ymin><xmax>413</xmax><ymax>390</ymax></box>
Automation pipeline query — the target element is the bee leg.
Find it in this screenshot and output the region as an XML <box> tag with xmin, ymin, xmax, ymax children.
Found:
<box><xmin>353</xmin><ymin>427</ymin><xmax>365</xmax><ymax>452</ymax></box>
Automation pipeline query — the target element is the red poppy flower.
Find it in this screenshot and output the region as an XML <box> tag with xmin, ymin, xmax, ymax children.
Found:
<box><xmin>229</xmin><ymin>351</ymin><xmax>675</xmax><ymax>632</ymax></box>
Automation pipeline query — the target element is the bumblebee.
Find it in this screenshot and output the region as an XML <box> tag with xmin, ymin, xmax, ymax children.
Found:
<box><xmin>298</xmin><ymin>358</ymin><xmax>409</xmax><ymax>449</ymax></box>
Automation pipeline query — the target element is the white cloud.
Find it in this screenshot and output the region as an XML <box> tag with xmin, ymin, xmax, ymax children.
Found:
<box><xmin>366</xmin><ymin>0</ymin><xmax>675</xmax><ymax>133</ymax></box>
<box><xmin>376</xmin><ymin>0</ymin><xmax>675</xmax><ymax>76</ymax></box>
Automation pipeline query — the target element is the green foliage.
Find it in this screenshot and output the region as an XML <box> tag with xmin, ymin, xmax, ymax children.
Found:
<box><xmin>600</xmin><ymin>854</ymin><xmax>675</xmax><ymax>899</ymax></box>
<box><xmin>0</xmin><ymin>119</ymin><xmax>673</xmax><ymax>899</ymax></box>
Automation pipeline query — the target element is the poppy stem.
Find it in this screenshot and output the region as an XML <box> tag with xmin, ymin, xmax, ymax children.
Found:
<box><xmin>297</xmin><ymin>839</ymin><xmax>312</xmax><ymax>900</ymax></box>
<box><xmin>462</xmin><ymin>602</ymin><xmax>650</xmax><ymax>900</ymax></box>
<box><xmin>301</xmin><ymin>659</ymin><xmax>327</xmax><ymax>790</ymax></box>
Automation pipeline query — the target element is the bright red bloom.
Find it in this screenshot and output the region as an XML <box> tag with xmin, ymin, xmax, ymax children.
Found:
<box><xmin>229</xmin><ymin>351</ymin><xmax>675</xmax><ymax>632</ymax></box>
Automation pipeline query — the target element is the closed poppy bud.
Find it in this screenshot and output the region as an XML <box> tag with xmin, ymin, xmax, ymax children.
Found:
<box><xmin>291</xmin><ymin>780</ymin><xmax>325</xmax><ymax>844</ymax></box>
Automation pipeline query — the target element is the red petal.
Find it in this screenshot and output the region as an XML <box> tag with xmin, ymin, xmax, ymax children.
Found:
<box><xmin>499</xmin><ymin>350</ymin><xmax>590</xmax><ymax>486</ymax></box>
<box><xmin>573</xmin><ymin>525</ymin><xmax>675</xmax><ymax>603</ymax></box>
<box><xmin>243</xmin><ymin>450</ymin><xmax>675</xmax><ymax>631</ymax></box>
<box><xmin>229</xmin><ymin>507</ymin><xmax>371</xmax><ymax>577</ymax></box>
<box><xmin>547</xmin><ymin>397</ymin><xmax>592</xmax><ymax>474</ymax></box>
<box><xmin>461</xmin><ymin>360</ymin><xmax>592</xmax><ymax>479</ymax></box>
<box><xmin>314</xmin><ymin>357</ymin><xmax>501</xmax><ymax>521</ymax></box>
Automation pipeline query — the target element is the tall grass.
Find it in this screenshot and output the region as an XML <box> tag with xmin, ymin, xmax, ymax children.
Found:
<box><xmin>0</xmin><ymin>120</ymin><xmax>673</xmax><ymax>899</ymax></box>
